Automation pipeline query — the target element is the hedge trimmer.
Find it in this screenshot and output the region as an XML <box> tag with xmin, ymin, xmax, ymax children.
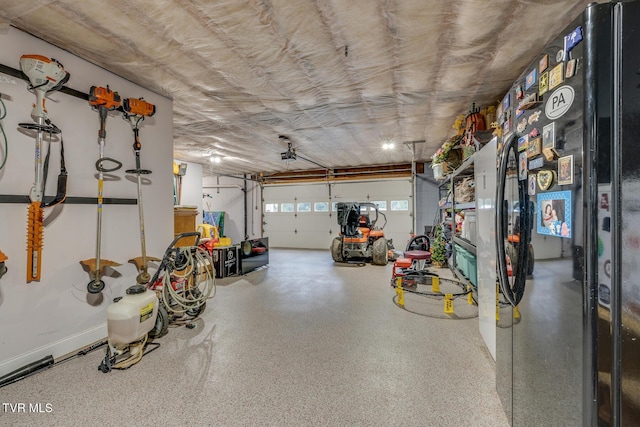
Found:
<box><xmin>18</xmin><ymin>54</ymin><xmax>69</xmax><ymax>282</ymax></box>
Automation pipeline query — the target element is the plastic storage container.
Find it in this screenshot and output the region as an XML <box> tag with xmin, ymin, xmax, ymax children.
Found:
<box><xmin>107</xmin><ymin>285</ymin><xmax>159</xmax><ymax>349</ymax></box>
<box><xmin>465</xmin><ymin>211</ymin><xmax>477</xmax><ymax>246</ymax></box>
<box><xmin>467</xmin><ymin>253</ymin><xmax>478</xmax><ymax>286</ymax></box>
<box><xmin>455</xmin><ymin>245</ymin><xmax>468</xmax><ymax>277</ymax></box>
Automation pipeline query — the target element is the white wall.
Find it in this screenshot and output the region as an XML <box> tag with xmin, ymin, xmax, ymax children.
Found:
<box><xmin>202</xmin><ymin>174</ymin><xmax>261</xmax><ymax>244</ymax></box>
<box><xmin>0</xmin><ymin>27</ymin><xmax>173</xmax><ymax>376</ymax></box>
<box><xmin>416</xmin><ymin>173</ymin><xmax>440</xmax><ymax>236</ymax></box>
<box><xmin>174</xmin><ymin>160</ymin><xmax>203</xmax><ymax>214</ymax></box>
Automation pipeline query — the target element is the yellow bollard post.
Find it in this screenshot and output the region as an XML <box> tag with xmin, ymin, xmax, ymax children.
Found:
<box><xmin>468</xmin><ymin>291</ymin><xmax>474</xmax><ymax>305</ymax></box>
<box><xmin>432</xmin><ymin>275</ymin><xmax>440</xmax><ymax>293</ymax></box>
<box><xmin>514</xmin><ymin>305</ymin><xmax>520</xmax><ymax>320</ymax></box>
<box><xmin>395</xmin><ymin>277</ymin><xmax>404</xmax><ymax>308</ymax></box>
<box><xmin>444</xmin><ymin>293</ymin><xmax>454</xmax><ymax>314</ymax></box>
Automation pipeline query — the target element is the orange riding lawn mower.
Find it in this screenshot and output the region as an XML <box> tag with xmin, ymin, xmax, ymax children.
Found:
<box><xmin>331</xmin><ymin>202</ymin><xmax>397</xmax><ymax>265</ymax></box>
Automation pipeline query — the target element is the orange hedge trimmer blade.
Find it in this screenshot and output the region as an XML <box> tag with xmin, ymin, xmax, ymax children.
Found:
<box><xmin>26</xmin><ymin>201</ymin><xmax>44</xmax><ymax>282</ymax></box>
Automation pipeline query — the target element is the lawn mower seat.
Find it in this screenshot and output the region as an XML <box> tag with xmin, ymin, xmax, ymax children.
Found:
<box><xmin>403</xmin><ymin>235</ymin><xmax>431</xmax><ymax>271</ymax></box>
<box><xmin>406</xmin><ymin>234</ymin><xmax>430</xmax><ymax>252</ymax></box>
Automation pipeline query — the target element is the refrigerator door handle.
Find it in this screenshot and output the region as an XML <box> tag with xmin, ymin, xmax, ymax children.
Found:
<box><xmin>496</xmin><ymin>134</ymin><xmax>530</xmax><ymax>306</ymax></box>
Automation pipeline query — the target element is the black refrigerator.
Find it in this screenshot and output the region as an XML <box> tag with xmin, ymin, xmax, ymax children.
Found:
<box><xmin>495</xmin><ymin>2</ymin><xmax>640</xmax><ymax>425</ymax></box>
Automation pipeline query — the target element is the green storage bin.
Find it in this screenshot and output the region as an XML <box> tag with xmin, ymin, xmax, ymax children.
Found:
<box><xmin>453</xmin><ymin>244</ymin><xmax>462</xmax><ymax>274</ymax></box>
<box><xmin>467</xmin><ymin>253</ymin><xmax>477</xmax><ymax>286</ymax></box>
<box><xmin>463</xmin><ymin>252</ymin><xmax>470</xmax><ymax>278</ymax></box>
<box><xmin>455</xmin><ymin>245</ymin><xmax>468</xmax><ymax>277</ymax></box>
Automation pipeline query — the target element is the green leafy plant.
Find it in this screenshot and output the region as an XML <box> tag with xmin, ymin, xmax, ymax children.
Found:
<box><xmin>431</xmin><ymin>134</ymin><xmax>463</xmax><ymax>164</ymax></box>
<box><xmin>431</xmin><ymin>224</ymin><xmax>447</xmax><ymax>267</ymax></box>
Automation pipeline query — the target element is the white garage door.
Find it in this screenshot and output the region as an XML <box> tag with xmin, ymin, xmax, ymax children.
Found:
<box><xmin>263</xmin><ymin>179</ymin><xmax>413</xmax><ymax>249</ymax></box>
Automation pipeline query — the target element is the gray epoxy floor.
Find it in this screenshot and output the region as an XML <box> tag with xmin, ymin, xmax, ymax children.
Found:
<box><xmin>0</xmin><ymin>249</ymin><xmax>508</xmax><ymax>426</ymax></box>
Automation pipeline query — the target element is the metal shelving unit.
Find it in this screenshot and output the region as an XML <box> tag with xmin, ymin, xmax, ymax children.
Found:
<box><xmin>453</xmin><ymin>236</ymin><xmax>476</xmax><ymax>255</ymax></box>
<box><xmin>438</xmin><ymin>151</ymin><xmax>477</xmax><ymax>287</ymax></box>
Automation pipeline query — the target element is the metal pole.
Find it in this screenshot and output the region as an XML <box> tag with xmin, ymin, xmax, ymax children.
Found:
<box><xmin>95</xmin><ymin>126</ymin><xmax>105</xmax><ymax>282</ymax></box>
<box><xmin>411</xmin><ymin>143</ymin><xmax>417</xmax><ymax>235</ymax></box>
<box><xmin>243</xmin><ymin>174</ymin><xmax>248</xmax><ymax>240</ymax></box>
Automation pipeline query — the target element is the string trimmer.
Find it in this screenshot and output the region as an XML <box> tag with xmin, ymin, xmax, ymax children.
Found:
<box><xmin>82</xmin><ymin>86</ymin><xmax>123</xmax><ymax>294</ymax></box>
<box><xmin>18</xmin><ymin>54</ymin><xmax>70</xmax><ymax>282</ymax></box>
<box><xmin>122</xmin><ymin>97</ymin><xmax>156</xmax><ymax>284</ymax></box>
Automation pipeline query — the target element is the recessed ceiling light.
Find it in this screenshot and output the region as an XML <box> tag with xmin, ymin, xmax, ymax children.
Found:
<box><xmin>383</xmin><ymin>142</ymin><xmax>395</xmax><ymax>150</ymax></box>
<box><xmin>210</xmin><ymin>156</ymin><xmax>221</xmax><ymax>163</ymax></box>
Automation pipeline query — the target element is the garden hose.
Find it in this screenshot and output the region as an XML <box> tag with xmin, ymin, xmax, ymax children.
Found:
<box><xmin>160</xmin><ymin>245</ymin><xmax>215</xmax><ymax>314</ymax></box>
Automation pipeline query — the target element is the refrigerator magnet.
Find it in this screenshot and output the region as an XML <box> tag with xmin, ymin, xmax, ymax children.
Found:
<box><xmin>543</xmin><ymin>147</ymin><xmax>559</xmax><ymax>161</ymax></box>
<box><xmin>528</xmin><ymin>110</ymin><xmax>541</xmax><ymax>125</ymax></box>
<box><xmin>537</xmin><ymin>190</ymin><xmax>571</xmax><ymax>238</ymax></box>
<box><xmin>565</xmin><ymin>26</ymin><xmax>583</xmax><ymax>58</ymax></box>
<box><xmin>516</xmin><ymin>117</ymin><xmax>528</xmax><ymax>133</ymax></box>
<box><xmin>558</xmin><ymin>155</ymin><xmax>574</xmax><ymax>185</ymax></box>
<box><xmin>539</xmin><ymin>54</ymin><xmax>549</xmax><ymax>73</ymax></box>
<box><xmin>516</xmin><ymin>84</ymin><xmax>524</xmax><ymax>100</ymax></box>
<box><xmin>565</xmin><ymin>59</ymin><xmax>577</xmax><ymax>78</ymax></box>
<box><xmin>525</xmin><ymin>68</ymin><xmax>537</xmax><ymax>90</ymax></box>
<box><xmin>502</xmin><ymin>92</ymin><xmax>511</xmax><ymax>110</ymax></box>
<box><xmin>529</xmin><ymin>128</ymin><xmax>539</xmax><ymax>138</ymax></box>
<box><xmin>543</xmin><ymin>122</ymin><xmax>555</xmax><ymax>149</ymax></box>
<box><xmin>529</xmin><ymin>157</ymin><xmax>544</xmax><ymax>170</ymax></box>
<box><xmin>503</xmin><ymin>118</ymin><xmax>511</xmax><ymax>134</ymax></box>
<box><xmin>528</xmin><ymin>174</ymin><xmax>537</xmax><ymax>195</ymax></box>
<box><xmin>556</xmin><ymin>49</ymin><xmax>565</xmax><ymax>63</ymax></box>
<box><xmin>527</xmin><ymin>137</ymin><xmax>542</xmax><ymax>158</ymax></box>
<box><xmin>549</xmin><ymin>63</ymin><xmax>564</xmax><ymax>90</ymax></box>
<box><xmin>539</xmin><ymin>71</ymin><xmax>549</xmax><ymax>96</ymax></box>
<box><xmin>537</xmin><ymin>170</ymin><xmax>555</xmax><ymax>190</ymax></box>
<box><xmin>518</xmin><ymin>134</ymin><xmax>529</xmax><ymax>152</ymax></box>
<box><xmin>519</xmin><ymin>151</ymin><xmax>528</xmax><ymax>181</ymax></box>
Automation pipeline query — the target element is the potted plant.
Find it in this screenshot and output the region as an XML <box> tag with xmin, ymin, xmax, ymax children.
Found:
<box><xmin>431</xmin><ymin>134</ymin><xmax>463</xmax><ymax>180</ymax></box>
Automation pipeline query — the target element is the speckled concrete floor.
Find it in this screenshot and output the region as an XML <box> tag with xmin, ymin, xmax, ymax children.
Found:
<box><xmin>0</xmin><ymin>249</ymin><xmax>508</xmax><ymax>427</ymax></box>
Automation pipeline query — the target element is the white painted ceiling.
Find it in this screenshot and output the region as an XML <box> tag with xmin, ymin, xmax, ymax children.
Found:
<box><xmin>0</xmin><ymin>0</ymin><xmax>594</xmax><ymax>176</ymax></box>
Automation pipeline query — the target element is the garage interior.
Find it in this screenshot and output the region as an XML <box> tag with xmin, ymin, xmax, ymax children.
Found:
<box><xmin>0</xmin><ymin>0</ymin><xmax>611</xmax><ymax>425</ymax></box>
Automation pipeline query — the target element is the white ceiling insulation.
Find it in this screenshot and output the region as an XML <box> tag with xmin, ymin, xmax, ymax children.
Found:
<box><xmin>0</xmin><ymin>0</ymin><xmax>595</xmax><ymax>176</ymax></box>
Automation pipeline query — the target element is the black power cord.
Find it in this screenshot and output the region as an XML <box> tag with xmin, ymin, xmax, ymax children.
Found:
<box><xmin>0</xmin><ymin>94</ymin><xmax>7</xmax><ymax>171</ymax></box>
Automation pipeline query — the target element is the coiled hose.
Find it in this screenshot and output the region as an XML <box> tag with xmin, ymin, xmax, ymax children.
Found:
<box><xmin>160</xmin><ymin>245</ymin><xmax>215</xmax><ymax>315</ymax></box>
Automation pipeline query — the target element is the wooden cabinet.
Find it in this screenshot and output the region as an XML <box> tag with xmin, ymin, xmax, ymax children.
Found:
<box><xmin>174</xmin><ymin>206</ymin><xmax>198</xmax><ymax>246</ymax></box>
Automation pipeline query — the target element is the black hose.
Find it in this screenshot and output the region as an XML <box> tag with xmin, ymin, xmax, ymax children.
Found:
<box><xmin>0</xmin><ymin>355</ymin><xmax>54</xmax><ymax>388</ymax></box>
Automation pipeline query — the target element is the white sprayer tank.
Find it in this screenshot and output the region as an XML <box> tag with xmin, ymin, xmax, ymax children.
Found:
<box><xmin>107</xmin><ymin>285</ymin><xmax>158</xmax><ymax>350</ymax></box>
